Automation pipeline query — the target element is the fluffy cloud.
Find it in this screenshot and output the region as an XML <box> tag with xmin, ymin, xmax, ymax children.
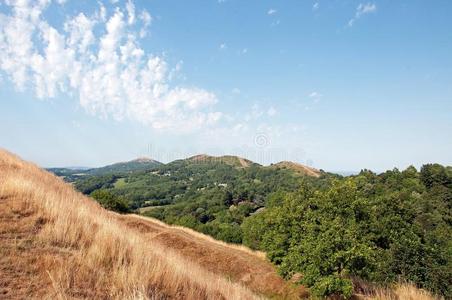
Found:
<box><xmin>348</xmin><ymin>2</ymin><xmax>377</xmax><ymax>27</ymax></box>
<box><xmin>267</xmin><ymin>9</ymin><xmax>277</xmax><ymax>15</ymax></box>
<box><xmin>312</xmin><ymin>3</ymin><xmax>319</xmax><ymax>11</ymax></box>
<box><xmin>308</xmin><ymin>91</ymin><xmax>322</xmax><ymax>104</ymax></box>
<box><xmin>0</xmin><ymin>0</ymin><xmax>220</xmax><ymax>132</ymax></box>
<box><xmin>267</xmin><ymin>106</ymin><xmax>277</xmax><ymax>117</ymax></box>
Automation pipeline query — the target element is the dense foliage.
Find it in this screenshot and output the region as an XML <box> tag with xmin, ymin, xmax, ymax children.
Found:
<box><xmin>242</xmin><ymin>164</ymin><xmax>452</xmax><ymax>298</ymax></box>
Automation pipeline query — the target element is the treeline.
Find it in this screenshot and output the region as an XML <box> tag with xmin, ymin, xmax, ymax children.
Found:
<box><xmin>241</xmin><ymin>164</ymin><xmax>451</xmax><ymax>298</ymax></box>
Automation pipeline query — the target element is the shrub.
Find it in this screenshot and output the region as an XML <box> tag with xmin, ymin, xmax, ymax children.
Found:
<box><xmin>90</xmin><ymin>189</ymin><xmax>130</xmax><ymax>213</ymax></box>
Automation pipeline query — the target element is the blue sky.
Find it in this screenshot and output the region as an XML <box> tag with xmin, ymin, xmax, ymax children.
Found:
<box><xmin>0</xmin><ymin>0</ymin><xmax>451</xmax><ymax>172</ymax></box>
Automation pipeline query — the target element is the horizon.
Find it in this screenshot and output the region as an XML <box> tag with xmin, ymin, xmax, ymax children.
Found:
<box><xmin>1</xmin><ymin>0</ymin><xmax>451</xmax><ymax>172</ymax></box>
<box><xmin>43</xmin><ymin>152</ymin><xmax>442</xmax><ymax>176</ymax></box>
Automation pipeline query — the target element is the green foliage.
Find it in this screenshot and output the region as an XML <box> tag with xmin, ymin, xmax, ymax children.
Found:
<box><xmin>243</xmin><ymin>165</ymin><xmax>452</xmax><ymax>298</ymax></box>
<box><xmin>311</xmin><ymin>276</ymin><xmax>353</xmax><ymax>299</ymax></box>
<box><xmin>90</xmin><ymin>189</ymin><xmax>130</xmax><ymax>213</ymax></box>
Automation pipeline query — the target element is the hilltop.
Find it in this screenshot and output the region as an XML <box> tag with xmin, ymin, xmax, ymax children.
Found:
<box><xmin>0</xmin><ymin>149</ymin><xmax>300</xmax><ymax>299</ymax></box>
<box><xmin>86</xmin><ymin>157</ymin><xmax>162</xmax><ymax>175</ymax></box>
<box><xmin>186</xmin><ymin>154</ymin><xmax>258</xmax><ymax>168</ymax></box>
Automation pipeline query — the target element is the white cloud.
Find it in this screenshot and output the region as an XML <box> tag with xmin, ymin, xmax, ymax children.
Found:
<box><xmin>313</xmin><ymin>2</ymin><xmax>319</xmax><ymax>11</ymax></box>
<box><xmin>308</xmin><ymin>91</ymin><xmax>322</xmax><ymax>98</ymax></box>
<box><xmin>267</xmin><ymin>106</ymin><xmax>277</xmax><ymax>117</ymax></box>
<box><xmin>138</xmin><ymin>10</ymin><xmax>152</xmax><ymax>38</ymax></box>
<box><xmin>126</xmin><ymin>0</ymin><xmax>135</xmax><ymax>25</ymax></box>
<box><xmin>219</xmin><ymin>43</ymin><xmax>226</xmax><ymax>50</ymax></box>
<box><xmin>348</xmin><ymin>2</ymin><xmax>377</xmax><ymax>27</ymax></box>
<box><xmin>245</xmin><ymin>103</ymin><xmax>263</xmax><ymax>121</ymax></box>
<box><xmin>267</xmin><ymin>9</ymin><xmax>277</xmax><ymax>15</ymax></box>
<box><xmin>231</xmin><ymin>87</ymin><xmax>240</xmax><ymax>94</ymax></box>
<box><xmin>0</xmin><ymin>0</ymin><xmax>220</xmax><ymax>132</ymax></box>
<box><xmin>308</xmin><ymin>92</ymin><xmax>323</xmax><ymax>105</ymax></box>
<box><xmin>271</xmin><ymin>20</ymin><xmax>280</xmax><ymax>27</ymax></box>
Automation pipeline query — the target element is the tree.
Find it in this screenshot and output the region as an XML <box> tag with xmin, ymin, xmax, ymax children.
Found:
<box><xmin>90</xmin><ymin>189</ymin><xmax>130</xmax><ymax>213</ymax></box>
<box><xmin>244</xmin><ymin>182</ymin><xmax>376</xmax><ymax>298</ymax></box>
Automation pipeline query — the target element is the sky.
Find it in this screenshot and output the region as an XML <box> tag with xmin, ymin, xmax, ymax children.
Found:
<box><xmin>0</xmin><ymin>0</ymin><xmax>451</xmax><ymax>172</ymax></box>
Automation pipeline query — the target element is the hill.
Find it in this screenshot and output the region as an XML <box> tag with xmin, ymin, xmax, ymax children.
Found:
<box><xmin>47</xmin><ymin>157</ymin><xmax>162</xmax><ymax>181</ymax></box>
<box><xmin>86</xmin><ymin>157</ymin><xmax>162</xmax><ymax>175</ymax></box>
<box><xmin>186</xmin><ymin>154</ymin><xmax>258</xmax><ymax>168</ymax></box>
<box><xmin>268</xmin><ymin>161</ymin><xmax>321</xmax><ymax>177</ymax></box>
<box><xmin>0</xmin><ymin>149</ymin><xmax>300</xmax><ymax>299</ymax></box>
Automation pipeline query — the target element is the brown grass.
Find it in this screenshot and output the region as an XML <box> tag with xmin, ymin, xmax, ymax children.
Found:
<box><xmin>118</xmin><ymin>214</ymin><xmax>305</xmax><ymax>299</ymax></box>
<box><xmin>130</xmin><ymin>214</ymin><xmax>267</xmax><ymax>260</ymax></box>
<box><xmin>0</xmin><ymin>149</ymin><xmax>263</xmax><ymax>299</ymax></box>
<box><xmin>370</xmin><ymin>283</ymin><xmax>441</xmax><ymax>300</ymax></box>
<box><xmin>350</xmin><ymin>283</ymin><xmax>441</xmax><ymax>300</ymax></box>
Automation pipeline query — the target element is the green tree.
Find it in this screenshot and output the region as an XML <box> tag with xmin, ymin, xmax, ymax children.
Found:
<box><xmin>90</xmin><ymin>189</ymin><xmax>130</xmax><ymax>213</ymax></box>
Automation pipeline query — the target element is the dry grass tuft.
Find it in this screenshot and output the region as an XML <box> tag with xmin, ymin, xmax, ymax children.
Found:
<box><xmin>0</xmin><ymin>149</ymin><xmax>260</xmax><ymax>299</ymax></box>
<box><xmin>353</xmin><ymin>282</ymin><xmax>441</xmax><ymax>300</ymax></box>
<box><xmin>374</xmin><ymin>283</ymin><xmax>441</xmax><ymax>300</ymax></box>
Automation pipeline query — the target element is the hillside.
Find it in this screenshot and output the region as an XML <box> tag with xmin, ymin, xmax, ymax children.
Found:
<box><xmin>268</xmin><ymin>161</ymin><xmax>322</xmax><ymax>177</ymax></box>
<box><xmin>0</xmin><ymin>149</ymin><xmax>300</xmax><ymax>299</ymax></box>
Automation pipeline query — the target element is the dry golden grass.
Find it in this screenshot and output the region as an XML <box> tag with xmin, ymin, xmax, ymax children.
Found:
<box><xmin>370</xmin><ymin>283</ymin><xmax>441</xmax><ymax>300</ymax></box>
<box><xmin>130</xmin><ymin>214</ymin><xmax>267</xmax><ymax>260</ymax></box>
<box><xmin>0</xmin><ymin>149</ymin><xmax>261</xmax><ymax>299</ymax></box>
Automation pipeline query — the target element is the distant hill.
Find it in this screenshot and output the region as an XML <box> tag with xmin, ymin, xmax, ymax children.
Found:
<box><xmin>48</xmin><ymin>157</ymin><xmax>162</xmax><ymax>179</ymax></box>
<box><xmin>268</xmin><ymin>161</ymin><xmax>322</xmax><ymax>177</ymax></box>
<box><xmin>186</xmin><ymin>154</ymin><xmax>259</xmax><ymax>168</ymax></box>
<box><xmin>86</xmin><ymin>157</ymin><xmax>162</xmax><ymax>175</ymax></box>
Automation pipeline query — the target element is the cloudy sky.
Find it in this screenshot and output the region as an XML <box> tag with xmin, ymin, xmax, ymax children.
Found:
<box><xmin>0</xmin><ymin>0</ymin><xmax>451</xmax><ymax>172</ymax></box>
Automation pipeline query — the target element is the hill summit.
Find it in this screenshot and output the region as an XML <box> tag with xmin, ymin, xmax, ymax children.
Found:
<box><xmin>186</xmin><ymin>154</ymin><xmax>258</xmax><ymax>168</ymax></box>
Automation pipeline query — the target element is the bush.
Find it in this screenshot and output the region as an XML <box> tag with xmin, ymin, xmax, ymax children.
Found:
<box><xmin>90</xmin><ymin>189</ymin><xmax>130</xmax><ymax>213</ymax></box>
<box><xmin>311</xmin><ymin>276</ymin><xmax>353</xmax><ymax>299</ymax></box>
